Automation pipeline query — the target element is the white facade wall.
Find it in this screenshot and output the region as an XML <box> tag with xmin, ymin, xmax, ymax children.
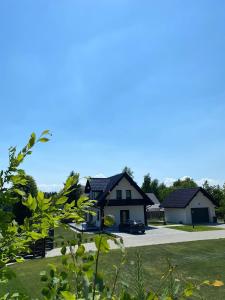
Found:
<box><xmin>106</xmin><ymin>177</ymin><xmax>142</xmax><ymax>200</ymax></box>
<box><xmin>104</xmin><ymin>205</ymin><xmax>144</xmax><ymax>227</ymax></box>
<box><xmin>164</xmin><ymin>208</ymin><xmax>187</xmax><ymax>224</ymax></box>
<box><xmin>164</xmin><ymin>191</ymin><xmax>216</xmax><ymax>224</ymax></box>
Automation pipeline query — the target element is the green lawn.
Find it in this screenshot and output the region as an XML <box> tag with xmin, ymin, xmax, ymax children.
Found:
<box><xmin>166</xmin><ymin>225</ymin><xmax>224</xmax><ymax>232</ymax></box>
<box><xmin>2</xmin><ymin>239</ymin><xmax>225</xmax><ymax>299</ymax></box>
<box><xmin>54</xmin><ymin>225</ymin><xmax>113</xmax><ymax>248</ymax></box>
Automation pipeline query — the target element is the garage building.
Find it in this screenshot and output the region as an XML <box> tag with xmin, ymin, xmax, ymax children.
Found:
<box><xmin>162</xmin><ymin>187</ymin><xmax>216</xmax><ymax>224</ymax></box>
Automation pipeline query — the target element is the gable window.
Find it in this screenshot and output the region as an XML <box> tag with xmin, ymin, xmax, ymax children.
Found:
<box><xmin>126</xmin><ymin>190</ymin><xmax>131</xmax><ymax>199</ymax></box>
<box><xmin>116</xmin><ymin>190</ymin><xmax>122</xmax><ymax>200</ymax></box>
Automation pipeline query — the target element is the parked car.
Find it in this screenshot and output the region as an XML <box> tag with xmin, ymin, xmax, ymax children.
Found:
<box><xmin>119</xmin><ymin>220</ymin><xmax>145</xmax><ymax>234</ymax></box>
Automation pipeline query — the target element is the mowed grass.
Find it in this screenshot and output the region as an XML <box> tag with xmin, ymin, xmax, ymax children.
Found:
<box><xmin>2</xmin><ymin>239</ymin><xmax>225</xmax><ymax>299</ymax></box>
<box><xmin>166</xmin><ymin>225</ymin><xmax>224</xmax><ymax>232</ymax></box>
<box><xmin>54</xmin><ymin>225</ymin><xmax>112</xmax><ymax>248</ymax></box>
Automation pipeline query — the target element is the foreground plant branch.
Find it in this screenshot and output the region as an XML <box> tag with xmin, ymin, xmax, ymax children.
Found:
<box><xmin>0</xmin><ymin>131</ymin><xmax>224</xmax><ymax>300</ymax></box>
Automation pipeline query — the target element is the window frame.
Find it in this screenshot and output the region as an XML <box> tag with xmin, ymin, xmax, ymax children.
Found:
<box><xmin>126</xmin><ymin>190</ymin><xmax>132</xmax><ymax>200</ymax></box>
<box><xmin>116</xmin><ymin>190</ymin><xmax>122</xmax><ymax>200</ymax></box>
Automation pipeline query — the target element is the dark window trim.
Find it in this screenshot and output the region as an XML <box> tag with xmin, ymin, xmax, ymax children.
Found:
<box><xmin>126</xmin><ymin>190</ymin><xmax>132</xmax><ymax>200</ymax></box>
<box><xmin>116</xmin><ymin>190</ymin><xmax>122</xmax><ymax>200</ymax></box>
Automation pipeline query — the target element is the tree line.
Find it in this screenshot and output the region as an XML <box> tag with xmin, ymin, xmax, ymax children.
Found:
<box><xmin>122</xmin><ymin>166</ymin><xmax>225</xmax><ymax>215</ymax></box>
<box><xmin>13</xmin><ymin>166</ymin><xmax>225</xmax><ymax>223</ymax></box>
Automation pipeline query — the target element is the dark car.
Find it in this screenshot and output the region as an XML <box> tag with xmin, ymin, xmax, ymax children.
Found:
<box><xmin>119</xmin><ymin>220</ymin><xmax>145</xmax><ymax>234</ymax></box>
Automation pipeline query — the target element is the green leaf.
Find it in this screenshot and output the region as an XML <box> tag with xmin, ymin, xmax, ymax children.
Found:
<box><xmin>17</xmin><ymin>153</ymin><xmax>24</xmax><ymax>163</ymax></box>
<box><xmin>14</xmin><ymin>189</ymin><xmax>26</xmax><ymax>197</ymax></box>
<box><xmin>38</xmin><ymin>137</ymin><xmax>49</xmax><ymax>143</ymax></box>
<box><xmin>184</xmin><ymin>288</ymin><xmax>193</xmax><ymax>297</ymax></box>
<box><xmin>41</xmin><ymin>130</ymin><xmax>50</xmax><ymax>136</ymax></box>
<box><xmin>42</xmin><ymin>287</ymin><xmax>51</xmax><ymax>298</ymax></box>
<box><xmin>23</xmin><ymin>194</ymin><xmax>37</xmax><ymax>211</ymax></box>
<box><xmin>11</xmin><ymin>293</ymin><xmax>20</xmax><ymax>298</ymax></box>
<box><xmin>56</xmin><ymin>196</ymin><xmax>68</xmax><ymax>205</ymax></box>
<box><xmin>61</xmin><ymin>291</ymin><xmax>76</xmax><ymax>300</ymax></box>
<box><xmin>15</xmin><ymin>257</ymin><xmax>24</xmax><ymax>263</ymax></box>
<box><xmin>61</xmin><ymin>246</ymin><xmax>67</xmax><ymax>255</ymax></box>
<box><xmin>29</xmin><ymin>133</ymin><xmax>36</xmax><ymax>148</ymax></box>
<box><xmin>76</xmin><ymin>245</ymin><xmax>85</xmax><ymax>257</ymax></box>
<box><xmin>94</xmin><ymin>236</ymin><xmax>110</xmax><ymax>253</ymax></box>
<box><xmin>60</xmin><ymin>271</ymin><xmax>68</xmax><ymax>280</ymax></box>
<box><xmin>37</xmin><ymin>191</ymin><xmax>51</xmax><ymax>210</ymax></box>
<box><xmin>30</xmin><ymin>232</ymin><xmax>43</xmax><ymax>240</ymax></box>
<box><xmin>104</xmin><ymin>215</ymin><xmax>115</xmax><ymax>227</ymax></box>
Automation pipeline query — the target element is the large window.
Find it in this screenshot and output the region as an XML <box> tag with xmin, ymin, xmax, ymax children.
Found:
<box><xmin>116</xmin><ymin>190</ymin><xmax>122</xmax><ymax>200</ymax></box>
<box><xmin>126</xmin><ymin>190</ymin><xmax>131</xmax><ymax>199</ymax></box>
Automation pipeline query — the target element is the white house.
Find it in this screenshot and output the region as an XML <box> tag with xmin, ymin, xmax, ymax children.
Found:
<box><xmin>84</xmin><ymin>172</ymin><xmax>154</xmax><ymax>230</ymax></box>
<box><xmin>162</xmin><ymin>187</ymin><xmax>216</xmax><ymax>224</ymax></box>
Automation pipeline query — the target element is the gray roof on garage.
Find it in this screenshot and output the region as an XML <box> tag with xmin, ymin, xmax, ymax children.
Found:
<box><xmin>161</xmin><ymin>187</ymin><xmax>215</xmax><ymax>208</ymax></box>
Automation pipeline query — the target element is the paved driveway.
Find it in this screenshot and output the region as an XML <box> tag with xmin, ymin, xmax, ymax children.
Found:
<box><xmin>46</xmin><ymin>224</ymin><xmax>225</xmax><ymax>258</ymax></box>
<box><xmin>114</xmin><ymin>225</ymin><xmax>225</xmax><ymax>248</ymax></box>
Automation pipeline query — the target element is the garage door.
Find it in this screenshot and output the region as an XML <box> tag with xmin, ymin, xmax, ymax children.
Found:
<box><xmin>191</xmin><ymin>208</ymin><xmax>209</xmax><ymax>223</ymax></box>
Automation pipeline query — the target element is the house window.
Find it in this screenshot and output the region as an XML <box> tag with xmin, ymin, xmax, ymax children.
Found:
<box><xmin>116</xmin><ymin>190</ymin><xmax>122</xmax><ymax>200</ymax></box>
<box><xmin>93</xmin><ymin>191</ymin><xmax>100</xmax><ymax>199</ymax></box>
<box><xmin>126</xmin><ymin>190</ymin><xmax>131</xmax><ymax>199</ymax></box>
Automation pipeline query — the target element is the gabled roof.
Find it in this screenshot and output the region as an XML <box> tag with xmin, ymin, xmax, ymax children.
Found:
<box><xmin>87</xmin><ymin>177</ymin><xmax>110</xmax><ymax>191</ymax></box>
<box><xmin>161</xmin><ymin>187</ymin><xmax>216</xmax><ymax>208</ymax></box>
<box><xmin>146</xmin><ymin>193</ymin><xmax>160</xmax><ymax>205</ymax></box>
<box><xmin>85</xmin><ymin>172</ymin><xmax>154</xmax><ymax>206</ymax></box>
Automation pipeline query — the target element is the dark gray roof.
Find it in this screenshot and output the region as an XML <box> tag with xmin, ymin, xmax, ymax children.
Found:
<box><xmin>89</xmin><ymin>178</ymin><xmax>110</xmax><ymax>191</ymax></box>
<box><xmin>85</xmin><ymin>172</ymin><xmax>154</xmax><ymax>206</ymax></box>
<box><xmin>161</xmin><ymin>187</ymin><xmax>215</xmax><ymax>208</ymax></box>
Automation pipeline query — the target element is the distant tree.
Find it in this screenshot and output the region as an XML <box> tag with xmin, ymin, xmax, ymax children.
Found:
<box><xmin>44</xmin><ymin>191</ymin><xmax>57</xmax><ymax>198</ymax></box>
<box><xmin>13</xmin><ymin>174</ymin><xmax>38</xmax><ymax>224</ymax></box>
<box><xmin>142</xmin><ymin>176</ymin><xmax>198</xmax><ymax>203</ymax></box>
<box><xmin>64</xmin><ymin>171</ymin><xmax>82</xmax><ymax>204</ymax></box>
<box><xmin>141</xmin><ymin>173</ymin><xmax>162</xmax><ymax>200</ymax></box>
<box><xmin>142</xmin><ymin>173</ymin><xmax>151</xmax><ymax>193</ymax></box>
<box><xmin>157</xmin><ymin>183</ymin><xmax>171</xmax><ymax>203</ymax></box>
<box><xmin>122</xmin><ymin>166</ymin><xmax>134</xmax><ymax>178</ymax></box>
<box><xmin>172</xmin><ymin>177</ymin><xmax>198</xmax><ymax>189</ymax></box>
<box><xmin>203</xmin><ymin>180</ymin><xmax>224</xmax><ymax>207</ymax></box>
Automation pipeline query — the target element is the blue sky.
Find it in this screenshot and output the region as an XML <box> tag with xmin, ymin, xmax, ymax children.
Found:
<box><xmin>1</xmin><ymin>1</ymin><xmax>225</xmax><ymax>190</ymax></box>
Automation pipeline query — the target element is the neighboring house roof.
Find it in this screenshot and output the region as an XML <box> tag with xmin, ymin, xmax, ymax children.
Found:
<box><xmin>85</xmin><ymin>172</ymin><xmax>154</xmax><ymax>207</ymax></box>
<box><xmin>161</xmin><ymin>187</ymin><xmax>216</xmax><ymax>208</ymax></box>
<box><xmin>146</xmin><ymin>193</ymin><xmax>164</xmax><ymax>211</ymax></box>
<box><xmin>146</xmin><ymin>193</ymin><xmax>160</xmax><ymax>205</ymax></box>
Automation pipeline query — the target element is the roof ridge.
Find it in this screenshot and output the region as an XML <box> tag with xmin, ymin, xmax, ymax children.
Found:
<box><xmin>172</xmin><ymin>187</ymin><xmax>201</xmax><ymax>191</ymax></box>
<box><xmin>90</xmin><ymin>177</ymin><xmax>108</xmax><ymax>179</ymax></box>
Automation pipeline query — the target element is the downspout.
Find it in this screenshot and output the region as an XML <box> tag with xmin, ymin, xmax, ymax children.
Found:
<box><xmin>144</xmin><ymin>204</ymin><xmax>147</xmax><ymax>226</ymax></box>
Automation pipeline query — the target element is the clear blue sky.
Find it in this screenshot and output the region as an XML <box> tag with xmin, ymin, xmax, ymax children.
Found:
<box><xmin>1</xmin><ymin>1</ymin><xmax>225</xmax><ymax>190</ymax></box>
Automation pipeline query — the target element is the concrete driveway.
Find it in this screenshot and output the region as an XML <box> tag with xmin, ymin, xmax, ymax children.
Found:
<box><xmin>46</xmin><ymin>224</ymin><xmax>225</xmax><ymax>258</ymax></box>
<box><xmin>114</xmin><ymin>225</ymin><xmax>225</xmax><ymax>248</ymax></box>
